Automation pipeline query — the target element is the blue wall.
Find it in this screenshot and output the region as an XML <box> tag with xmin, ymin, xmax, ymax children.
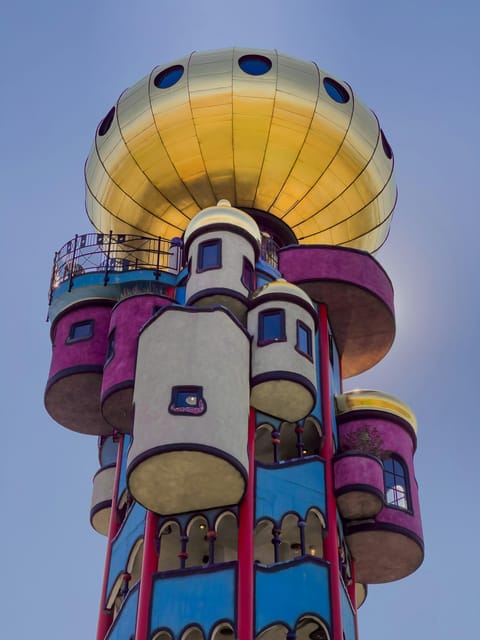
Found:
<box><xmin>150</xmin><ymin>564</ymin><xmax>236</xmax><ymax>637</ymax></box>
<box><xmin>255</xmin><ymin>558</ymin><xmax>331</xmax><ymax>634</ymax></box>
<box><xmin>256</xmin><ymin>459</ymin><xmax>326</xmax><ymax>523</ymax></box>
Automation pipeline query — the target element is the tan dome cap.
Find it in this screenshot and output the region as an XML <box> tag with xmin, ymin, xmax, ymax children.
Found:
<box><xmin>336</xmin><ymin>389</ymin><xmax>418</xmax><ymax>434</ymax></box>
<box><xmin>251</xmin><ymin>279</ymin><xmax>316</xmax><ymax>313</ymax></box>
<box><xmin>183</xmin><ymin>200</ymin><xmax>261</xmax><ymax>248</ymax></box>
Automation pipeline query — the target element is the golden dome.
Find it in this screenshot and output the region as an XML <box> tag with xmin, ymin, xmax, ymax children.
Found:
<box><xmin>183</xmin><ymin>200</ymin><xmax>262</xmax><ymax>248</ymax></box>
<box><xmin>85</xmin><ymin>48</ymin><xmax>396</xmax><ymax>252</ymax></box>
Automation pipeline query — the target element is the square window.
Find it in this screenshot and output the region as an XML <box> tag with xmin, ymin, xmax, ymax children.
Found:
<box><xmin>296</xmin><ymin>321</ymin><xmax>312</xmax><ymax>358</ymax></box>
<box><xmin>67</xmin><ymin>319</ymin><xmax>94</xmax><ymax>343</ymax></box>
<box><xmin>197</xmin><ymin>239</ymin><xmax>221</xmax><ymax>272</ymax></box>
<box><xmin>258</xmin><ymin>309</ymin><xmax>286</xmax><ymax>345</ymax></box>
<box><xmin>169</xmin><ymin>386</ymin><xmax>206</xmax><ymax>415</ymax></box>
<box><xmin>241</xmin><ymin>258</ymin><xmax>255</xmax><ymax>291</ymax></box>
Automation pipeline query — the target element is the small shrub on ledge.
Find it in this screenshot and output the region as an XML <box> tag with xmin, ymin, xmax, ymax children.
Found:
<box><xmin>339</xmin><ymin>425</ymin><xmax>386</xmax><ymax>459</ymax></box>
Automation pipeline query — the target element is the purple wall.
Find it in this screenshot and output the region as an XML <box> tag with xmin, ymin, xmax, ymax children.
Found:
<box><xmin>279</xmin><ymin>245</ymin><xmax>394</xmax><ymax>314</ymax></box>
<box><xmin>101</xmin><ymin>295</ymin><xmax>172</xmax><ymax>400</ymax></box>
<box><xmin>48</xmin><ymin>302</ymin><xmax>113</xmax><ymax>379</ymax></box>
<box><xmin>338</xmin><ymin>416</ymin><xmax>423</xmax><ymax>541</ymax></box>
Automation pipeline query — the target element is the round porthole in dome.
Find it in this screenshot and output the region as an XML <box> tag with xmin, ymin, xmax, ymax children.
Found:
<box><xmin>381</xmin><ymin>130</ymin><xmax>393</xmax><ymax>159</ymax></box>
<box><xmin>323</xmin><ymin>77</ymin><xmax>350</xmax><ymax>103</ymax></box>
<box><xmin>238</xmin><ymin>54</ymin><xmax>272</xmax><ymax>75</ymax></box>
<box><xmin>154</xmin><ymin>64</ymin><xmax>184</xmax><ymax>89</ymax></box>
<box><xmin>97</xmin><ymin>107</ymin><xmax>115</xmax><ymax>136</ymax></box>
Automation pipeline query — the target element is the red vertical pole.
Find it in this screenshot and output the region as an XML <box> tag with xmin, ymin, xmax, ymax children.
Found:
<box><xmin>237</xmin><ymin>407</ymin><xmax>256</xmax><ymax>640</ymax></box>
<box><xmin>348</xmin><ymin>560</ymin><xmax>360</xmax><ymax>640</ymax></box>
<box><xmin>96</xmin><ymin>434</ymin><xmax>124</xmax><ymax>640</ymax></box>
<box><xmin>135</xmin><ymin>510</ymin><xmax>159</xmax><ymax>640</ymax></box>
<box><xmin>318</xmin><ymin>304</ymin><xmax>343</xmax><ymax>640</ymax></box>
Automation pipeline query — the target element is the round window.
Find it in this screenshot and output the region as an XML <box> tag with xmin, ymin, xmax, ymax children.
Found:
<box><xmin>323</xmin><ymin>77</ymin><xmax>350</xmax><ymax>103</ymax></box>
<box><xmin>381</xmin><ymin>129</ymin><xmax>393</xmax><ymax>159</ymax></box>
<box><xmin>238</xmin><ymin>54</ymin><xmax>272</xmax><ymax>76</ymax></box>
<box><xmin>98</xmin><ymin>107</ymin><xmax>115</xmax><ymax>137</ymax></box>
<box><xmin>154</xmin><ymin>65</ymin><xmax>184</xmax><ymax>89</ymax></box>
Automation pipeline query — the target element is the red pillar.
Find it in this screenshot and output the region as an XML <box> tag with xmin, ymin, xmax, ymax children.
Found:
<box><xmin>318</xmin><ymin>304</ymin><xmax>343</xmax><ymax>640</ymax></box>
<box><xmin>96</xmin><ymin>434</ymin><xmax>124</xmax><ymax>640</ymax></box>
<box><xmin>135</xmin><ymin>510</ymin><xmax>159</xmax><ymax>640</ymax></box>
<box><xmin>237</xmin><ymin>407</ymin><xmax>256</xmax><ymax>640</ymax></box>
<box><xmin>348</xmin><ymin>560</ymin><xmax>360</xmax><ymax>640</ymax></box>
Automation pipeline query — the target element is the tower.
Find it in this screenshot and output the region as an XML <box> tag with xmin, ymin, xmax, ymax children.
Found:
<box><xmin>45</xmin><ymin>48</ymin><xmax>423</xmax><ymax>640</ymax></box>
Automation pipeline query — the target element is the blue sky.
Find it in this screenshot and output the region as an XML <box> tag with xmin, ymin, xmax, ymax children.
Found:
<box><xmin>2</xmin><ymin>1</ymin><xmax>479</xmax><ymax>638</ymax></box>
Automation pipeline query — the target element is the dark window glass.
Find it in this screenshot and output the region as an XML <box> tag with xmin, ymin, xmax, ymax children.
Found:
<box><xmin>105</xmin><ymin>330</ymin><xmax>115</xmax><ymax>364</ymax></box>
<box><xmin>383</xmin><ymin>456</ymin><xmax>410</xmax><ymax>510</ymax></box>
<box><xmin>98</xmin><ymin>107</ymin><xmax>115</xmax><ymax>136</ymax></box>
<box><xmin>241</xmin><ymin>258</ymin><xmax>255</xmax><ymax>291</ymax></box>
<box><xmin>323</xmin><ymin>77</ymin><xmax>350</xmax><ymax>103</ymax></box>
<box><xmin>169</xmin><ymin>386</ymin><xmax>206</xmax><ymax>416</ymax></box>
<box><xmin>296</xmin><ymin>321</ymin><xmax>312</xmax><ymax>357</ymax></box>
<box><xmin>154</xmin><ymin>65</ymin><xmax>184</xmax><ymax>89</ymax></box>
<box><xmin>197</xmin><ymin>239</ymin><xmax>221</xmax><ymax>272</ymax></box>
<box><xmin>259</xmin><ymin>309</ymin><xmax>286</xmax><ymax>344</ymax></box>
<box><xmin>238</xmin><ymin>54</ymin><xmax>272</xmax><ymax>76</ymax></box>
<box><xmin>67</xmin><ymin>320</ymin><xmax>94</xmax><ymax>343</ymax></box>
<box><xmin>328</xmin><ymin>334</ymin><xmax>334</xmax><ymax>366</ymax></box>
<box><xmin>381</xmin><ymin>129</ymin><xmax>393</xmax><ymax>159</ymax></box>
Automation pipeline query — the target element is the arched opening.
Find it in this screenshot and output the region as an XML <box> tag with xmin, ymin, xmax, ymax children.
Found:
<box><xmin>278</xmin><ymin>422</ymin><xmax>298</xmax><ymax>461</ymax></box>
<box><xmin>255</xmin><ymin>423</ymin><xmax>275</xmax><ymax>463</ymax></box>
<box><xmin>256</xmin><ymin>623</ymin><xmax>289</xmax><ymax>639</ymax></box>
<box><xmin>186</xmin><ymin>515</ymin><xmax>210</xmax><ymax>568</ymax></box>
<box><xmin>296</xmin><ymin>616</ymin><xmax>330</xmax><ymax>640</ymax></box>
<box><xmin>158</xmin><ymin>521</ymin><xmax>182</xmax><ymax>571</ymax></box>
<box><xmin>304</xmin><ymin>509</ymin><xmax>325</xmax><ymax>558</ymax></box>
<box><xmin>181</xmin><ymin>626</ymin><xmax>205</xmax><ymax>640</ymax></box>
<box><xmin>106</xmin><ymin>575</ymin><xmax>123</xmax><ymax>619</ymax></box>
<box><xmin>278</xmin><ymin>513</ymin><xmax>301</xmax><ymax>561</ymax></box>
<box><xmin>211</xmin><ymin>622</ymin><xmax>235</xmax><ymax>639</ymax></box>
<box><xmin>152</xmin><ymin>631</ymin><xmax>173</xmax><ymax>640</ymax></box>
<box><xmin>254</xmin><ymin>519</ymin><xmax>275</xmax><ymax>565</ymax></box>
<box><xmin>127</xmin><ymin>538</ymin><xmax>144</xmax><ymax>587</ymax></box>
<box><xmin>214</xmin><ymin>512</ymin><xmax>238</xmax><ymax>563</ymax></box>
<box><xmin>302</xmin><ymin>417</ymin><xmax>323</xmax><ymax>456</ymax></box>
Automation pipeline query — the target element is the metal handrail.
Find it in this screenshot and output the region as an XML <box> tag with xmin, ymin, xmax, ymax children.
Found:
<box><xmin>49</xmin><ymin>232</ymin><xmax>184</xmax><ymax>303</ymax></box>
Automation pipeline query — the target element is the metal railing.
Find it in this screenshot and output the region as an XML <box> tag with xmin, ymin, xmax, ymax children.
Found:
<box><xmin>260</xmin><ymin>234</ymin><xmax>280</xmax><ymax>270</ymax></box>
<box><xmin>49</xmin><ymin>232</ymin><xmax>184</xmax><ymax>303</ymax></box>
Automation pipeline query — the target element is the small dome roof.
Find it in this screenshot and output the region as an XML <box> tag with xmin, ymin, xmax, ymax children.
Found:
<box><xmin>251</xmin><ymin>279</ymin><xmax>316</xmax><ymax>313</ymax></box>
<box><xmin>184</xmin><ymin>200</ymin><xmax>261</xmax><ymax>248</ymax></box>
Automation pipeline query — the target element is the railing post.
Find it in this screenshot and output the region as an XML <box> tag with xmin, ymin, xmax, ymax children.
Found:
<box><xmin>48</xmin><ymin>250</ymin><xmax>59</xmax><ymax>304</ymax></box>
<box><xmin>104</xmin><ymin>231</ymin><xmax>113</xmax><ymax>286</ymax></box>
<box><xmin>154</xmin><ymin>237</ymin><xmax>162</xmax><ymax>280</ymax></box>
<box><xmin>68</xmin><ymin>235</ymin><xmax>78</xmax><ymax>292</ymax></box>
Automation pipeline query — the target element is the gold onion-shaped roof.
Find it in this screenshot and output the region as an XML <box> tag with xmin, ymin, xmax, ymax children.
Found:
<box><xmin>85</xmin><ymin>47</ymin><xmax>396</xmax><ymax>252</ymax></box>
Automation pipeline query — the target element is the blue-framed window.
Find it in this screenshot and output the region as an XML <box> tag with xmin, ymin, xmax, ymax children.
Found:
<box><xmin>383</xmin><ymin>456</ymin><xmax>410</xmax><ymax>510</ymax></box>
<box><xmin>296</xmin><ymin>320</ymin><xmax>312</xmax><ymax>358</ymax></box>
<box><xmin>169</xmin><ymin>386</ymin><xmax>206</xmax><ymax>416</ymax></box>
<box><xmin>241</xmin><ymin>258</ymin><xmax>255</xmax><ymax>291</ymax></box>
<box><xmin>258</xmin><ymin>309</ymin><xmax>286</xmax><ymax>345</ymax></box>
<box><xmin>67</xmin><ymin>319</ymin><xmax>94</xmax><ymax>343</ymax></box>
<box><xmin>197</xmin><ymin>239</ymin><xmax>222</xmax><ymax>272</ymax></box>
